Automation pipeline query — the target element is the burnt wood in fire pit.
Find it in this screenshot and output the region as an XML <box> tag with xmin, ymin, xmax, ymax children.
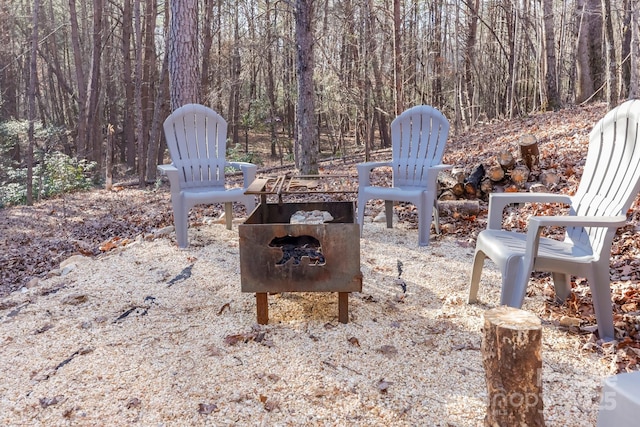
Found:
<box><xmin>239</xmin><ymin>201</ymin><xmax>362</xmax><ymax>324</ymax></box>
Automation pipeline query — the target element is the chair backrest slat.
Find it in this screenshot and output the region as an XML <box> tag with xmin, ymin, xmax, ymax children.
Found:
<box><xmin>568</xmin><ymin>100</ymin><xmax>640</xmax><ymax>252</ymax></box>
<box><xmin>163</xmin><ymin>104</ymin><xmax>228</xmax><ymax>189</ymax></box>
<box><xmin>391</xmin><ymin>105</ymin><xmax>450</xmax><ymax>187</ymax></box>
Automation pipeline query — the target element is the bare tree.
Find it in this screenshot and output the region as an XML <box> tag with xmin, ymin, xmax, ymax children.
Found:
<box><xmin>294</xmin><ymin>0</ymin><xmax>318</xmax><ymax>174</ymax></box>
<box><xmin>602</xmin><ymin>0</ymin><xmax>617</xmax><ymax>108</ymax></box>
<box><xmin>575</xmin><ymin>0</ymin><xmax>604</xmax><ymax>103</ymax></box>
<box><xmin>26</xmin><ymin>0</ymin><xmax>40</xmax><ymax>205</ymax></box>
<box><xmin>542</xmin><ymin>0</ymin><xmax>560</xmax><ymax>110</ymax></box>
<box><xmin>631</xmin><ymin>0</ymin><xmax>640</xmax><ymax>98</ymax></box>
<box><xmin>168</xmin><ymin>0</ymin><xmax>200</xmax><ymax>109</ymax></box>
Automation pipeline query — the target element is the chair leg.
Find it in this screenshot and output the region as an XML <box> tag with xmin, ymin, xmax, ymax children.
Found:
<box><xmin>499</xmin><ymin>255</ymin><xmax>529</xmax><ymax>308</ymax></box>
<box><xmin>224</xmin><ymin>202</ymin><xmax>233</xmax><ymax>230</ymax></box>
<box><xmin>468</xmin><ymin>250</ymin><xmax>487</xmax><ymax>303</ymax></box>
<box><xmin>588</xmin><ymin>267</ymin><xmax>616</xmax><ymax>341</ymax></box>
<box><xmin>552</xmin><ymin>272</ymin><xmax>572</xmax><ymax>303</ymax></box>
<box><xmin>174</xmin><ymin>201</ymin><xmax>190</xmax><ymax>248</ymax></box>
<box><xmin>418</xmin><ymin>193</ymin><xmax>434</xmax><ymax>246</ymax></box>
<box><xmin>433</xmin><ymin>200</ymin><xmax>441</xmax><ymax>235</ymax></box>
<box><xmin>357</xmin><ymin>194</ymin><xmax>367</xmax><ymax>236</ymax></box>
<box><xmin>385</xmin><ymin>200</ymin><xmax>393</xmax><ymax>229</ymax></box>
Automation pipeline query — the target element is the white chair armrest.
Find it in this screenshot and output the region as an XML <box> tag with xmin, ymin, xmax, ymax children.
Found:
<box><xmin>487</xmin><ymin>192</ymin><xmax>573</xmax><ymax>229</ymax></box>
<box><xmin>227</xmin><ymin>162</ymin><xmax>257</xmax><ymax>188</ymax></box>
<box><xmin>520</xmin><ymin>215</ymin><xmax>628</xmax><ymax>278</ymax></box>
<box><xmin>357</xmin><ymin>161</ymin><xmax>392</xmax><ymax>187</ymax></box>
<box><xmin>157</xmin><ymin>164</ymin><xmax>181</xmax><ymax>189</ymax></box>
<box><xmin>528</xmin><ymin>215</ymin><xmax>628</xmax><ymax>229</ymax></box>
<box><xmin>426</xmin><ymin>164</ymin><xmax>453</xmax><ymax>182</ymax></box>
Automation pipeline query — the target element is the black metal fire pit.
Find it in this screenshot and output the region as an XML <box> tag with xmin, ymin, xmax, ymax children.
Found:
<box><xmin>239</xmin><ymin>201</ymin><xmax>362</xmax><ymax>324</ymax></box>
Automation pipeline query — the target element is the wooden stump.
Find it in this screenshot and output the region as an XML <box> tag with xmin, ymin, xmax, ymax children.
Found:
<box><xmin>482</xmin><ymin>306</ymin><xmax>545</xmax><ymax>427</ymax></box>
<box><xmin>498</xmin><ymin>149</ymin><xmax>515</xmax><ymax>171</ymax></box>
<box><xmin>519</xmin><ymin>134</ymin><xmax>540</xmax><ymax>172</ymax></box>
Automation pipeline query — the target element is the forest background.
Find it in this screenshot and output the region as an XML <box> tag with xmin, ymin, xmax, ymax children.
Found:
<box><xmin>1</xmin><ymin>0</ymin><xmax>640</xmax><ymax>205</ymax></box>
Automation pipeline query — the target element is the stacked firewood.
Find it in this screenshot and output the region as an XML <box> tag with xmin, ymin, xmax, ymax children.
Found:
<box><xmin>436</xmin><ymin>134</ymin><xmax>560</xmax><ymax>218</ymax></box>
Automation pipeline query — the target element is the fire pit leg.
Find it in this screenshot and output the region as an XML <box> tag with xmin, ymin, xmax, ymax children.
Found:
<box><xmin>256</xmin><ymin>293</ymin><xmax>268</xmax><ymax>324</ymax></box>
<box><xmin>338</xmin><ymin>292</ymin><xmax>349</xmax><ymax>323</ymax></box>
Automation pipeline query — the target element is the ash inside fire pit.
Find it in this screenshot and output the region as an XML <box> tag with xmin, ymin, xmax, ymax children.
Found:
<box><xmin>269</xmin><ymin>235</ymin><xmax>326</xmax><ymax>265</ymax></box>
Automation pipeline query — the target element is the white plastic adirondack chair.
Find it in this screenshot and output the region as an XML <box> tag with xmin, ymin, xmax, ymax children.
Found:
<box><xmin>159</xmin><ymin>104</ymin><xmax>257</xmax><ymax>248</ymax></box>
<box><xmin>468</xmin><ymin>99</ymin><xmax>640</xmax><ymax>341</ymax></box>
<box><xmin>357</xmin><ymin>105</ymin><xmax>451</xmax><ymax>246</ymax></box>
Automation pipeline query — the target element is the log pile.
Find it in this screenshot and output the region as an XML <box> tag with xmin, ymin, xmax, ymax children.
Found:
<box><xmin>438</xmin><ymin>134</ymin><xmax>559</xmax><ymax>205</ymax></box>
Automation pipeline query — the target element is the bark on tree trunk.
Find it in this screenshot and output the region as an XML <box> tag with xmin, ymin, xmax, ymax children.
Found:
<box><xmin>482</xmin><ymin>306</ymin><xmax>545</xmax><ymax>427</ymax></box>
<box><xmin>168</xmin><ymin>0</ymin><xmax>200</xmax><ymax>110</ymax></box>
<box><xmin>392</xmin><ymin>0</ymin><xmax>403</xmax><ymax>115</ymax></box>
<box><xmin>295</xmin><ymin>0</ymin><xmax>318</xmax><ymax>175</ymax></box>
<box><xmin>542</xmin><ymin>0</ymin><xmax>560</xmax><ymax>110</ymax></box>
<box><xmin>602</xmin><ymin>0</ymin><xmax>618</xmax><ymax>108</ymax></box>
<box><xmin>27</xmin><ymin>0</ymin><xmax>40</xmax><ymax>205</ymax></box>
<box><xmin>631</xmin><ymin>0</ymin><xmax>640</xmax><ymax>99</ymax></box>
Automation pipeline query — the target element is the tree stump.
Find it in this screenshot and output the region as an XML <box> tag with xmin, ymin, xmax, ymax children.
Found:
<box><xmin>519</xmin><ymin>134</ymin><xmax>540</xmax><ymax>172</ymax></box>
<box><xmin>482</xmin><ymin>306</ymin><xmax>545</xmax><ymax>427</ymax></box>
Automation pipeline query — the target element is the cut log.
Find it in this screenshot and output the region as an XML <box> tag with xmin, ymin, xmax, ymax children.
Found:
<box><xmin>438</xmin><ymin>171</ymin><xmax>465</xmax><ymax>197</ymax></box>
<box><xmin>480</xmin><ymin>178</ymin><xmax>493</xmax><ymax>195</ymax></box>
<box><xmin>451</xmin><ymin>167</ymin><xmax>466</xmax><ymax>183</ymax></box>
<box><xmin>437</xmin><ymin>200</ymin><xmax>479</xmax><ymax>218</ymax></box>
<box><xmin>498</xmin><ymin>149</ymin><xmax>515</xmax><ymax>170</ymax></box>
<box><xmin>482</xmin><ymin>306</ymin><xmax>545</xmax><ymax>427</ymax></box>
<box><xmin>528</xmin><ymin>183</ymin><xmax>548</xmax><ymax>193</ymax></box>
<box><xmin>486</xmin><ymin>164</ymin><xmax>505</xmax><ymax>182</ymax></box>
<box><xmin>464</xmin><ymin>164</ymin><xmax>485</xmax><ymax>198</ymax></box>
<box><xmin>519</xmin><ymin>134</ymin><xmax>540</xmax><ymax>171</ymax></box>
<box><xmin>510</xmin><ymin>165</ymin><xmax>530</xmax><ymax>187</ymax></box>
<box><xmin>539</xmin><ymin>170</ymin><xmax>559</xmax><ymax>187</ymax></box>
<box><xmin>438</xmin><ymin>190</ymin><xmax>458</xmax><ymax>201</ymax></box>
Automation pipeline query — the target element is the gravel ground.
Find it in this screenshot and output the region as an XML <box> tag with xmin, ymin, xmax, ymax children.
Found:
<box><xmin>0</xmin><ymin>216</ymin><xmax>612</xmax><ymax>426</ymax></box>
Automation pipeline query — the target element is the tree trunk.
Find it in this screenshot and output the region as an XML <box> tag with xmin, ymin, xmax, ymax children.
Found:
<box><xmin>542</xmin><ymin>0</ymin><xmax>560</xmax><ymax>110</ymax></box>
<box><xmin>134</xmin><ymin>0</ymin><xmax>145</xmax><ymax>187</ymax></box>
<box><xmin>482</xmin><ymin>306</ymin><xmax>545</xmax><ymax>427</ymax></box>
<box><xmin>464</xmin><ymin>0</ymin><xmax>479</xmax><ymax>125</ymax></box>
<box><xmin>87</xmin><ymin>0</ymin><xmax>103</xmax><ymax>166</ymax></box>
<box><xmin>602</xmin><ymin>0</ymin><xmax>617</xmax><ymax>108</ymax></box>
<box><xmin>294</xmin><ymin>0</ymin><xmax>318</xmax><ymax>175</ymax></box>
<box><xmin>122</xmin><ymin>0</ymin><xmax>136</xmax><ymax>167</ymax></box>
<box><xmin>27</xmin><ymin>0</ymin><xmax>40</xmax><ymax>205</ymax></box>
<box><xmin>168</xmin><ymin>0</ymin><xmax>200</xmax><ymax>110</ymax></box>
<box><xmin>68</xmin><ymin>0</ymin><xmax>88</xmax><ymax>158</ymax></box>
<box><xmin>392</xmin><ymin>0</ymin><xmax>403</xmax><ymax>115</ymax></box>
<box><xmin>621</xmin><ymin>0</ymin><xmax>632</xmax><ymax>98</ymax></box>
<box><xmin>145</xmin><ymin>9</ymin><xmax>169</xmax><ymax>183</ymax></box>
<box><xmin>575</xmin><ymin>0</ymin><xmax>604</xmax><ymax>103</ymax></box>
<box><xmin>632</xmin><ymin>0</ymin><xmax>640</xmax><ymax>99</ymax></box>
<box><xmin>264</xmin><ymin>0</ymin><xmax>279</xmax><ymax>158</ymax></box>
